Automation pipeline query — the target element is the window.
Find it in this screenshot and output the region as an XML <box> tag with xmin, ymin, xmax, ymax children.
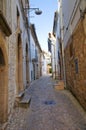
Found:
<box><xmin>69</xmin><ymin>42</ymin><xmax>73</xmax><ymax>57</ymax></box>
<box><xmin>74</xmin><ymin>59</ymin><xmax>78</xmax><ymax>74</ymax></box>
<box><xmin>17</xmin><ymin>7</ymin><xmax>20</xmax><ymax>27</ymax></box>
<box><xmin>0</xmin><ymin>48</ymin><xmax>5</xmax><ymax>65</ymax></box>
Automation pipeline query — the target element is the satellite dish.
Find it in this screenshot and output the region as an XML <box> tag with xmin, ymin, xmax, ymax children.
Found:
<box><xmin>35</xmin><ymin>9</ymin><xmax>42</xmax><ymax>15</ymax></box>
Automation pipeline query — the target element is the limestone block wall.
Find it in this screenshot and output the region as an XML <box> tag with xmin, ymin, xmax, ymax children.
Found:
<box><xmin>65</xmin><ymin>16</ymin><xmax>86</xmax><ymax>110</ymax></box>
<box><xmin>0</xmin><ymin>31</ymin><xmax>8</xmax><ymax>122</ymax></box>
<box><xmin>0</xmin><ymin>0</ymin><xmax>30</xmax><ymax>122</ymax></box>
<box><xmin>8</xmin><ymin>0</ymin><xmax>30</xmax><ymax>115</ymax></box>
<box><xmin>8</xmin><ymin>34</ymin><xmax>17</xmax><ymax>114</ymax></box>
<box><xmin>7</xmin><ymin>0</ymin><xmax>17</xmax><ymax>115</ymax></box>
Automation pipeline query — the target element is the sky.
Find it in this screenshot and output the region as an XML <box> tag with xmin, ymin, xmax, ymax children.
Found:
<box><xmin>29</xmin><ymin>0</ymin><xmax>57</xmax><ymax>52</ymax></box>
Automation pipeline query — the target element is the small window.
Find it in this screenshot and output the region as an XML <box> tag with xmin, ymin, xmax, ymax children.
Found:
<box><xmin>70</xmin><ymin>42</ymin><xmax>73</xmax><ymax>57</ymax></box>
<box><xmin>0</xmin><ymin>48</ymin><xmax>5</xmax><ymax>65</ymax></box>
<box><xmin>74</xmin><ymin>59</ymin><xmax>78</xmax><ymax>74</ymax></box>
<box><xmin>17</xmin><ymin>7</ymin><xmax>20</xmax><ymax>27</ymax></box>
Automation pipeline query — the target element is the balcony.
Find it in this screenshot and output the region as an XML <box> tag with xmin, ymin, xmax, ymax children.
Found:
<box><xmin>32</xmin><ymin>58</ymin><xmax>38</xmax><ymax>62</ymax></box>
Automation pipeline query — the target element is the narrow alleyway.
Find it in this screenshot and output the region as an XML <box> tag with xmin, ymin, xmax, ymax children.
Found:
<box><xmin>6</xmin><ymin>76</ymin><xmax>86</xmax><ymax>130</ymax></box>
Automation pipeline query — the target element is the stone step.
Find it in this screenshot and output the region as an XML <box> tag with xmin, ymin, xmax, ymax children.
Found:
<box><xmin>53</xmin><ymin>81</ymin><xmax>64</xmax><ymax>90</ymax></box>
<box><xmin>16</xmin><ymin>91</ymin><xmax>25</xmax><ymax>101</ymax></box>
<box><xmin>14</xmin><ymin>91</ymin><xmax>25</xmax><ymax>107</ymax></box>
<box><xmin>19</xmin><ymin>95</ymin><xmax>31</xmax><ymax>108</ymax></box>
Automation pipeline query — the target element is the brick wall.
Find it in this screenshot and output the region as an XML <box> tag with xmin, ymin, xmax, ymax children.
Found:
<box><xmin>65</xmin><ymin>16</ymin><xmax>86</xmax><ymax>110</ymax></box>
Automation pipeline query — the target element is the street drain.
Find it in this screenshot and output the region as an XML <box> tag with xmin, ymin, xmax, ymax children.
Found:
<box><xmin>44</xmin><ymin>100</ymin><xmax>56</xmax><ymax>105</ymax></box>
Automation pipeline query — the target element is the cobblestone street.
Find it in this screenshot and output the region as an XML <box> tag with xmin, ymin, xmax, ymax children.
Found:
<box><xmin>6</xmin><ymin>76</ymin><xmax>86</xmax><ymax>130</ymax></box>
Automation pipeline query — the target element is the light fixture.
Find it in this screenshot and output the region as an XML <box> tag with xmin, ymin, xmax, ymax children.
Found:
<box><xmin>35</xmin><ymin>9</ymin><xmax>42</xmax><ymax>15</ymax></box>
<box><xmin>24</xmin><ymin>7</ymin><xmax>42</xmax><ymax>15</ymax></box>
<box><xmin>29</xmin><ymin>8</ymin><xmax>42</xmax><ymax>15</ymax></box>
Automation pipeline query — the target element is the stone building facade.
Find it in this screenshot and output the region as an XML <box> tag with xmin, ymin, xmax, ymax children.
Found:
<box><xmin>0</xmin><ymin>0</ymin><xmax>30</xmax><ymax>123</ymax></box>
<box><xmin>0</xmin><ymin>0</ymin><xmax>12</xmax><ymax>123</ymax></box>
<box><xmin>48</xmin><ymin>33</ymin><xmax>56</xmax><ymax>79</ymax></box>
<box><xmin>65</xmin><ymin>17</ymin><xmax>86</xmax><ymax>110</ymax></box>
<box><xmin>58</xmin><ymin>0</ymin><xmax>86</xmax><ymax>110</ymax></box>
<box><xmin>30</xmin><ymin>24</ymin><xmax>42</xmax><ymax>80</ymax></box>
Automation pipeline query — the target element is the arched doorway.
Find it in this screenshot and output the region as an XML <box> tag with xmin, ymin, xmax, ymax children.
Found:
<box><xmin>26</xmin><ymin>44</ymin><xmax>29</xmax><ymax>86</ymax></box>
<box><xmin>0</xmin><ymin>48</ymin><xmax>8</xmax><ymax>123</ymax></box>
<box><xmin>17</xmin><ymin>34</ymin><xmax>23</xmax><ymax>93</ymax></box>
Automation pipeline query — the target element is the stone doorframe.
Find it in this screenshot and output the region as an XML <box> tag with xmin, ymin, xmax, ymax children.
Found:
<box><xmin>0</xmin><ymin>43</ymin><xmax>8</xmax><ymax>123</ymax></box>
<box><xmin>16</xmin><ymin>34</ymin><xmax>23</xmax><ymax>94</ymax></box>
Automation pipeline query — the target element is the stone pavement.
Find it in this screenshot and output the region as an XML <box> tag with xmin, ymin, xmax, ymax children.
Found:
<box><xmin>6</xmin><ymin>76</ymin><xmax>86</xmax><ymax>130</ymax></box>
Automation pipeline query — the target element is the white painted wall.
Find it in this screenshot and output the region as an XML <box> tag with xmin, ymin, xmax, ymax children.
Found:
<box><xmin>41</xmin><ymin>51</ymin><xmax>51</xmax><ymax>76</ymax></box>
<box><xmin>42</xmin><ymin>56</ymin><xmax>47</xmax><ymax>75</ymax></box>
<box><xmin>29</xmin><ymin>31</ymin><xmax>36</xmax><ymax>81</ymax></box>
<box><xmin>62</xmin><ymin>0</ymin><xmax>86</xmax><ymax>48</ymax></box>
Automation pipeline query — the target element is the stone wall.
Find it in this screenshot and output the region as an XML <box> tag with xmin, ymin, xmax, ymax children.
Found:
<box><xmin>65</xmin><ymin>16</ymin><xmax>86</xmax><ymax>110</ymax></box>
<box><xmin>8</xmin><ymin>0</ymin><xmax>30</xmax><ymax>114</ymax></box>
<box><xmin>8</xmin><ymin>34</ymin><xmax>17</xmax><ymax>114</ymax></box>
<box><xmin>0</xmin><ymin>31</ymin><xmax>8</xmax><ymax>122</ymax></box>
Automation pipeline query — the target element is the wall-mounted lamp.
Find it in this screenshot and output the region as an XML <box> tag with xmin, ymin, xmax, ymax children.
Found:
<box><xmin>29</xmin><ymin>8</ymin><xmax>42</xmax><ymax>15</ymax></box>
<box><xmin>24</xmin><ymin>7</ymin><xmax>42</xmax><ymax>15</ymax></box>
